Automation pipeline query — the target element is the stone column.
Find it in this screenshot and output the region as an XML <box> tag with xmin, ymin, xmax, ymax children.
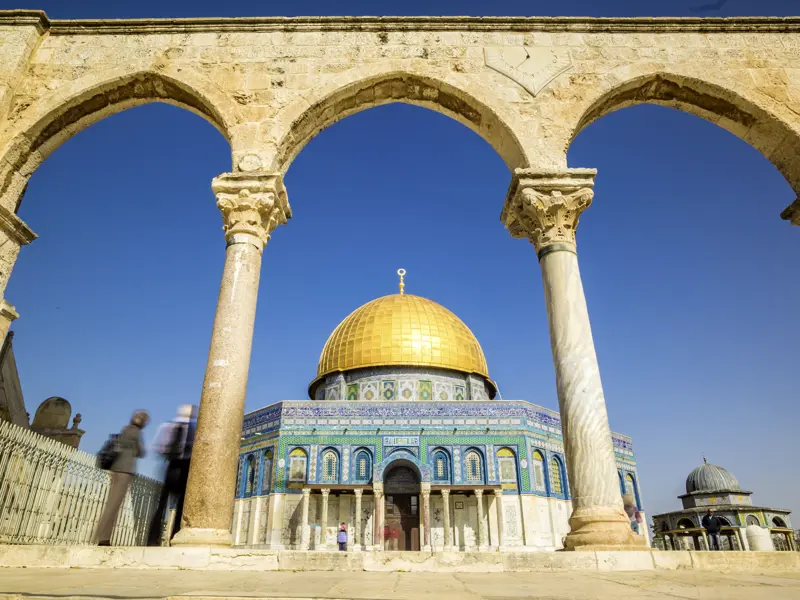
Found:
<box><xmin>421</xmin><ymin>483</ymin><xmax>431</xmax><ymax>551</ymax></box>
<box><xmin>173</xmin><ymin>173</ymin><xmax>290</xmax><ymax>547</ymax></box>
<box><xmin>354</xmin><ymin>489</ymin><xmax>363</xmax><ymax>550</ymax></box>
<box><xmin>475</xmin><ymin>489</ymin><xmax>485</xmax><ymax>550</ymax></box>
<box><xmin>502</xmin><ymin>169</ymin><xmax>642</xmax><ymax>551</ymax></box>
<box><xmin>300</xmin><ymin>488</ymin><xmax>311</xmax><ymax>550</ymax></box>
<box><xmin>320</xmin><ymin>488</ymin><xmax>330</xmax><ymax>549</ymax></box>
<box><xmin>442</xmin><ymin>489</ymin><xmax>453</xmax><ymax>551</ymax></box>
<box><xmin>373</xmin><ymin>483</ymin><xmax>384</xmax><ymax>551</ymax></box>
<box><xmin>493</xmin><ymin>489</ymin><xmax>505</xmax><ymax>550</ymax></box>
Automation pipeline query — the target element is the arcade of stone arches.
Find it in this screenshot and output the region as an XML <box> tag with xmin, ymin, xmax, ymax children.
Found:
<box><xmin>0</xmin><ymin>11</ymin><xmax>797</xmax><ymax>550</ymax></box>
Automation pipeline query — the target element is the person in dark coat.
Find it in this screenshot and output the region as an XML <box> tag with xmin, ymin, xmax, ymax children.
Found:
<box><xmin>94</xmin><ymin>410</ymin><xmax>149</xmax><ymax>546</ymax></box>
<box><xmin>146</xmin><ymin>404</ymin><xmax>196</xmax><ymax>546</ymax></box>
<box><xmin>702</xmin><ymin>509</ymin><xmax>724</xmax><ymax>550</ymax></box>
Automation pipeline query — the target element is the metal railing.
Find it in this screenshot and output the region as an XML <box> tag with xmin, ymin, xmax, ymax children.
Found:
<box><xmin>0</xmin><ymin>420</ymin><xmax>161</xmax><ymax>545</ymax></box>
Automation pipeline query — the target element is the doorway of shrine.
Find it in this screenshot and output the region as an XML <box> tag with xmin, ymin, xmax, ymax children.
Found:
<box><xmin>383</xmin><ymin>463</ymin><xmax>420</xmax><ymax>551</ymax></box>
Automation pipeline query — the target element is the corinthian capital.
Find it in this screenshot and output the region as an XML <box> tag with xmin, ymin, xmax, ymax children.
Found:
<box><xmin>212</xmin><ymin>172</ymin><xmax>292</xmax><ymax>249</ymax></box>
<box><xmin>501</xmin><ymin>169</ymin><xmax>596</xmax><ymax>256</ymax></box>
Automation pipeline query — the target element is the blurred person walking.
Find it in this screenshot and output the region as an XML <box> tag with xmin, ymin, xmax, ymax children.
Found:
<box><xmin>94</xmin><ymin>410</ymin><xmax>149</xmax><ymax>546</ymax></box>
<box><xmin>146</xmin><ymin>404</ymin><xmax>196</xmax><ymax>546</ymax></box>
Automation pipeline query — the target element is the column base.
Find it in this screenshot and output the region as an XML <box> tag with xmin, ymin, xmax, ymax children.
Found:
<box><xmin>422</xmin><ymin>545</ymin><xmax>432</xmax><ymax>552</ymax></box>
<box><xmin>564</xmin><ymin>507</ymin><xmax>648</xmax><ymax>551</ymax></box>
<box><xmin>170</xmin><ymin>527</ymin><xmax>232</xmax><ymax>547</ymax></box>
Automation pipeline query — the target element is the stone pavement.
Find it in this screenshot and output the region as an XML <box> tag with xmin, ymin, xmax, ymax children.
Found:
<box><xmin>2</xmin><ymin>568</ymin><xmax>800</xmax><ymax>600</ymax></box>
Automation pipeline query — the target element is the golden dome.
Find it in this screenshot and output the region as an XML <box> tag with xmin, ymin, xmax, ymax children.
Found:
<box><xmin>311</xmin><ymin>293</ymin><xmax>494</xmax><ymax>393</ymax></box>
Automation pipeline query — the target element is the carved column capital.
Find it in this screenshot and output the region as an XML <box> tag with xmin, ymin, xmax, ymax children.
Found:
<box><xmin>301</xmin><ymin>487</ymin><xmax>311</xmax><ymax>498</ymax></box>
<box><xmin>354</xmin><ymin>488</ymin><xmax>363</xmax><ymax>498</ymax></box>
<box><xmin>501</xmin><ymin>168</ymin><xmax>596</xmax><ymax>257</ymax></box>
<box><xmin>212</xmin><ymin>172</ymin><xmax>291</xmax><ymax>250</ymax></box>
<box><xmin>474</xmin><ymin>489</ymin><xmax>483</xmax><ymax>499</ymax></box>
<box><xmin>493</xmin><ymin>488</ymin><xmax>503</xmax><ymax>498</ymax></box>
<box><xmin>373</xmin><ymin>482</ymin><xmax>384</xmax><ymax>500</ymax></box>
<box><xmin>321</xmin><ymin>488</ymin><xmax>330</xmax><ymax>498</ymax></box>
<box><xmin>441</xmin><ymin>488</ymin><xmax>450</xmax><ymax>499</ymax></box>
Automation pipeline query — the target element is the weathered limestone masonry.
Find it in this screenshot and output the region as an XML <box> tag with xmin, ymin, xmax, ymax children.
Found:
<box><xmin>0</xmin><ymin>10</ymin><xmax>798</xmax><ymax>549</ymax></box>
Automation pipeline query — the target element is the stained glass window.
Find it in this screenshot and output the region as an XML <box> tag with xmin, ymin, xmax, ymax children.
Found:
<box><xmin>245</xmin><ymin>455</ymin><xmax>256</xmax><ymax>497</ymax></box>
<box><xmin>354</xmin><ymin>450</ymin><xmax>371</xmax><ymax>482</ymax></box>
<box><xmin>433</xmin><ymin>451</ymin><xmax>449</xmax><ymax>482</ymax></box>
<box><xmin>465</xmin><ymin>451</ymin><xmax>482</xmax><ymax>482</ymax></box>
<box><xmin>532</xmin><ymin>450</ymin><xmax>546</xmax><ymax>491</ymax></box>
<box><xmin>262</xmin><ymin>450</ymin><xmax>273</xmax><ymax>493</ymax></box>
<box><xmin>550</xmin><ymin>457</ymin><xmax>563</xmax><ymax>494</ymax></box>
<box><xmin>322</xmin><ymin>450</ymin><xmax>338</xmax><ymax>482</ymax></box>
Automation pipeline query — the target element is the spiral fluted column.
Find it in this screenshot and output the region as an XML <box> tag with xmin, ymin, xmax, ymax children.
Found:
<box><xmin>501</xmin><ymin>168</ymin><xmax>644</xmax><ymax>550</ymax></box>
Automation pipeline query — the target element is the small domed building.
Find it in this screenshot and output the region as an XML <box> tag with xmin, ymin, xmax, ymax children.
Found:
<box><xmin>652</xmin><ymin>459</ymin><xmax>794</xmax><ymax>551</ymax></box>
<box><xmin>233</xmin><ymin>276</ymin><xmax>644</xmax><ymax>552</ymax></box>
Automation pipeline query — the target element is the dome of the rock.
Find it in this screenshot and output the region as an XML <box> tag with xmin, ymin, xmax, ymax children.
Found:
<box><xmin>310</xmin><ymin>293</ymin><xmax>495</xmax><ymax>396</ymax></box>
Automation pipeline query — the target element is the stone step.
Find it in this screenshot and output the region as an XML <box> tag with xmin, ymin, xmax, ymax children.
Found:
<box><xmin>0</xmin><ymin>546</ymin><xmax>798</xmax><ymax>573</ymax></box>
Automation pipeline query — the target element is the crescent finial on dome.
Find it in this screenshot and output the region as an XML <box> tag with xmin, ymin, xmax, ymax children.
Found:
<box><xmin>397</xmin><ymin>268</ymin><xmax>406</xmax><ymax>295</ymax></box>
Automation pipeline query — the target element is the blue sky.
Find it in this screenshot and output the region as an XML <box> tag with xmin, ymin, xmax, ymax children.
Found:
<box><xmin>5</xmin><ymin>0</ymin><xmax>799</xmax><ymax>522</ymax></box>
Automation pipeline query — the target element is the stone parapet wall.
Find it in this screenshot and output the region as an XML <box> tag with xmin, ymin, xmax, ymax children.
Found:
<box><xmin>0</xmin><ymin>545</ymin><xmax>798</xmax><ymax>572</ymax></box>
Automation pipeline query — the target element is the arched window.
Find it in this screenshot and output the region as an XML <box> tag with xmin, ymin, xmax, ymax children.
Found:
<box><xmin>531</xmin><ymin>450</ymin><xmax>546</xmax><ymax>491</ymax></box>
<box><xmin>746</xmin><ymin>515</ymin><xmax>761</xmax><ymax>526</ymax></box>
<box><xmin>550</xmin><ymin>457</ymin><xmax>563</xmax><ymax>494</ymax></box>
<box><xmin>244</xmin><ymin>455</ymin><xmax>257</xmax><ymax>497</ymax></box>
<box><xmin>717</xmin><ymin>516</ymin><xmax>731</xmax><ymax>526</ymax></box>
<box><xmin>496</xmin><ymin>447</ymin><xmax>517</xmax><ymax>484</ymax></box>
<box><xmin>288</xmin><ymin>448</ymin><xmax>308</xmax><ymax>483</ymax></box>
<box><xmin>353</xmin><ymin>450</ymin><xmax>371</xmax><ymax>482</ymax></box>
<box><xmin>322</xmin><ymin>449</ymin><xmax>339</xmax><ymax>483</ymax></box>
<box><xmin>624</xmin><ymin>473</ymin><xmax>636</xmax><ymax>498</ymax></box>
<box><xmin>235</xmin><ymin>458</ymin><xmax>243</xmax><ymax>496</ymax></box>
<box><xmin>262</xmin><ymin>449</ymin><xmax>273</xmax><ymax>493</ymax></box>
<box><xmin>772</xmin><ymin>517</ymin><xmax>787</xmax><ymax>528</ymax></box>
<box><xmin>465</xmin><ymin>450</ymin><xmax>483</xmax><ymax>483</ymax></box>
<box><xmin>677</xmin><ymin>518</ymin><xmax>695</xmax><ymax>529</ymax></box>
<box><xmin>433</xmin><ymin>450</ymin><xmax>450</xmax><ymax>483</ymax></box>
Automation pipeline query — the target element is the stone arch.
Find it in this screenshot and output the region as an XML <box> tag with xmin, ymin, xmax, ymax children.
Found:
<box><xmin>375</xmin><ymin>450</ymin><xmax>431</xmax><ymax>483</ymax></box>
<box><xmin>271</xmin><ymin>68</ymin><xmax>530</xmax><ymax>173</ymax></box>
<box><xmin>568</xmin><ymin>71</ymin><xmax>800</xmax><ymax>195</ymax></box>
<box><xmin>0</xmin><ymin>66</ymin><xmax>237</xmax><ymax>211</ymax></box>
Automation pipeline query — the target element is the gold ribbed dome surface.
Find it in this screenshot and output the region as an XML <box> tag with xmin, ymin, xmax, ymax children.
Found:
<box><xmin>316</xmin><ymin>294</ymin><xmax>490</xmax><ymax>380</ymax></box>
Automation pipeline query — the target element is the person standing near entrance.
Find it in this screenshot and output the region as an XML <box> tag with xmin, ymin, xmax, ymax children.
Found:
<box><xmin>337</xmin><ymin>523</ymin><xmax>347</xmax><ymax>551</ymax></box>
<box><xmin>702</xmin><ymin>509</ymin><xmax>723</xmax><ymax>550</ymax></box>
<box><xmin>146</xmin><ymin>404</ymin><xmax>196</xmax><ymax>546</ymax></box>
<box><xmin>94</xmin><ymin>410</ymin><xmax>149</xmax><ymax>546</ymax></box>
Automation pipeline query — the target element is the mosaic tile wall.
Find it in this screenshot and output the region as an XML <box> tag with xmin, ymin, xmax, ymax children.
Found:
<box><xmin>312</xmin><ymin>366</ymin><xmax>493</xmax><ymax>402</ymax></box>
<box><xmin>237</xmin><ymin>400</ymin><xmax>640</xmax><ymax>502</ymax></box>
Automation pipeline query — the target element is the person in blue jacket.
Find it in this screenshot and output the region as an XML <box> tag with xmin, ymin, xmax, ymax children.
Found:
<box><xmin>337</xmin><ymin>523</ymin><xmax>347</xmax><ymax>551</ymax></box>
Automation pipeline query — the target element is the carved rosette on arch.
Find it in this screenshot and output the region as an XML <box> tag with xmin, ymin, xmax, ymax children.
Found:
<box><xmin>212</xmin><ymin>172</ymin><xmax>292</xmax><ymax>249</ymax></box>
<box><xmin>501</xmin><ymin>169</ymin><xmax>596</xmax><ymax>256</ymax></box>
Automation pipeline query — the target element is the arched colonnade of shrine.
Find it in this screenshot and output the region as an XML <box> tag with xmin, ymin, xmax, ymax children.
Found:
<box><xmin>0</xmin><ymin>11</ymin><xmax>797</xmax><ymax>550</ymax></box>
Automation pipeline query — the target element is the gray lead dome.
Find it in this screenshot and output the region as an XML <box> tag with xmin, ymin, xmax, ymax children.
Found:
<box><xmin>685</xmin><ymin>461</ymin><xmax>741</xmax><ymax>494</ymax></box>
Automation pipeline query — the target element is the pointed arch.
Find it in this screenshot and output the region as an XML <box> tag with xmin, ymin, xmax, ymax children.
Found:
<box><xmin>0</xmin><ymin>66</ymin><xmax>237</xmax><ymax>211</ymax></box>
<box><xmin>568</xmin><ymin>71</ymin><xmax>800</xmax><ymax>197</ymax></box>
<box><xmin>272</xmin><ymin>67</ymin><xmax>530</xmax><ymax>173</ymax></box>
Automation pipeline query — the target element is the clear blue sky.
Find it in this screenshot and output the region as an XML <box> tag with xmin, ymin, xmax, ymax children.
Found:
<box><xmin>6</xmin><ymin>0</ymin><xmax>799</xmax><ymax>522</ymax></box>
